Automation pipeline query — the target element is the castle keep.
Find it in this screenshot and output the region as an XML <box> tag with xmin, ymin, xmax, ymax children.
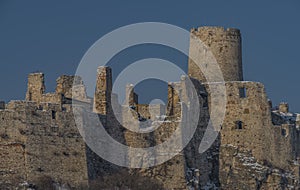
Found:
<box><xmin>0</xmin><ymin>26</ymin><xmax>300</xmax><ymax>189</ymax></box>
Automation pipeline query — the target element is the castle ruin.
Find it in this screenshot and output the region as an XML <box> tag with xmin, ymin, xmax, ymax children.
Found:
<box><xmin>0</xmin><ymin>26</ymin><xmax>300</xmax><ymax>189</ymax></box>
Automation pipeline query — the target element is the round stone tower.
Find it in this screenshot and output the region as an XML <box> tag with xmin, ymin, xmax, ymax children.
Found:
<box><xmin>188</xmin><ymin>26</ymin><xmax>243</xmax><ymax>82</ymax></box>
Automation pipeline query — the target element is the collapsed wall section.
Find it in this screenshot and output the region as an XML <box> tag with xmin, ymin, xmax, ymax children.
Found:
<box><xmin>26</xmin><ymin>73</ymin><xmax>89</xmax><ymax>105</ymax></box>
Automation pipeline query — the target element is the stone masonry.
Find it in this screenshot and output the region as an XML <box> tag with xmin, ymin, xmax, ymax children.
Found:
<box><xmin>0</xmin><ymin>26</ymin><xmax>299</xmax><ymax>189</ymax></box>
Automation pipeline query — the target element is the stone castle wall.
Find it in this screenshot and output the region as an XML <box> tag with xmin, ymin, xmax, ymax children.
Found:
<box><xmin>204</xmin><ymin>81</ymin><xmax>299</xmax><ymax>170</ymax></box>
<box><xmin>0</xmin><ymin>101</ymin><xmax>89</xmax><ymax>188</ymax></box>
<box><xmin>1</xmin><ymin>66</ymin><xmax>298</xmax><ymax>189</ymax></box>
<box><xmin>1</xmin><ymin>26</ymin><xmax>300</xmax><ymax>189</ymax></box>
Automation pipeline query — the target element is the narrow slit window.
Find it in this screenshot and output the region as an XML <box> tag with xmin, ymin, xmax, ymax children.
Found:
<box><xmin>29</xmin><ymin>92</ymin><xmax>32</xmax><ymax>101</ymax></box>
<box><xmin>52</xmin><ymin>110</ymin><xmax>56</xmax><ymax>119</ymax></box>
<box><xmin>236</xmin><ymin>120</ymin><xmax>243</xmax><ymax>129</ymax></box>
<box><xmin>239</xmin><ymin>87</ymin><xmax>247</xmax><ymax>98</ymax></box>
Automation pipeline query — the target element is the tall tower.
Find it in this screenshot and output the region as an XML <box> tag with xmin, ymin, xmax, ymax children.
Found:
<box><xmin>188</xmin><ymin>26</ymin><xmax>243</xmax><ymax>82</ymax></box>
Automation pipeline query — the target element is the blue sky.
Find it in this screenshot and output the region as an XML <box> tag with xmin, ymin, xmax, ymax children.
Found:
<box><xmin>0</xmin><ymin>0</ymin><xmax>299</xmax><ymax>111</ymax></box>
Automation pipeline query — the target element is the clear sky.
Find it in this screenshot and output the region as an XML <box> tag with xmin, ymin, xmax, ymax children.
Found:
<box><xmin>0</xmin><ymin>0</ymin><xmax>299</xmax><ymax>112</ymax></box>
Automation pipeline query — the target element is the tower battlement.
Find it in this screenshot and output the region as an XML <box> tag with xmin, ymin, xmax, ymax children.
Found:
<box><xmin>192</xmin><ymin>26</ymin><xmax>241</xmax><ymax>36</ymax></box>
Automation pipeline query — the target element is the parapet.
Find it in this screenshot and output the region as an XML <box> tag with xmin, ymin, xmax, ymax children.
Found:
<box><xmin>192</xmin><ymin>26</ymin><xmax>241</xmax><ymax>37</ymax></box>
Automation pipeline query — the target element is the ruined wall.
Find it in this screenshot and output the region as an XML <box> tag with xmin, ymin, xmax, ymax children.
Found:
<box><xmin>56</xmin><ymin>75</ymin><xmax>89</xmax><ymax>102</ymax></box>
<box><xmin>121</xmin><ymin>75</ymin><xmax>221</xmax><ymax>189</ymax></box>
<box><xmin>219</xmin><ymin>144</ymin><xmax>299</xmax><ymax>190</ymax></box>
<box><xmin>214</xmin><ymin>82</ymin><xmax>273</xmax><ymax>160</ymax></box>
<box><xmin>56</xmin><ymin>75</ymin><xmax>80</xmax><ymax>98</ymax></box>
<box><xmin>125</xmin><ymin>84</ymin><xmax>138</xmax><ymax>107</ymax></box>
<box><xmin>203</xmin><ymin>81</ymin><xmax>300</xmax><ymax>189</ymax></box>
<box><xmin>1</xmin><ymin>69</ymin><xmax>299</xmax><ymax>189</ymax></box>
<box><xmin>121</xmin><ymin>78</ymin><xmax>188</xmax><ymax>189</ymax></box>
<box><xmin>26</xmin><ymin>73</ymin><xmax>89</xmax><ymax>105</ymax></box>
<box><xmin>2</xmin><ymin>24</ymin><xmax>300</xmax><ymax>189</ymax></box>
<box><xmin>137</xmin><ymin>104</ymin><xmax>166</xmax><ymax>120</ymax></box>
<box><xmin>26</xmin><ymin>73</ymin><xmax>46</xmax><ymax>102</ymax></box>
<box><xmin>125</xmin><ymin>83</ymin><xmax>166</xmax><ymax>120</ymax></box>
<box><xmin>22</xmin><ymin>101</ymin><xmax>89</xmax><ymax>188</ymax></box>
<box><xmin>93</xmin><ymin>67</ymin><xmax>112</xmax><ymax>115</ymax></box>
<box><xmin>25</xmin><ymin>73</ymin><xmax>62</xmax><ymax>104</ymax></box>
<box><xmin>210</xmin><ymin>81</ymin><xmax>296</xmax><ymax>170</ymax></box>
<box><xmin>0</xmin><ymin>101</ymin><xmax>89</xmax><ymax>188</ymax></box>
<box><xmin>1</xmin><ymin>73</ymin><xmax>91</xmax><ymax>188</ymax></box>
<box><xmin>189</xmin><ymin>26</ymin><xmax>243</xmax><ymax>82</ymax></box>
<box><xmin>166</xmin><ymin>82</ymin><xmax>182</xmax><ymax>117</ymax></box>
<box><xmin>0</xmin><ymin>108</ymin><xmax>26</xmax><ymax>188</ymax></box>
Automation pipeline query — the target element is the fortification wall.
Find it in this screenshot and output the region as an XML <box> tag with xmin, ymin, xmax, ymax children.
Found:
<box><xmin>214</xmin><ymin>82</ymin><xmax>272</xmax><ymax>159</ymax></box>
<box><xmin>120</xmin><ymin>74</ymin><xmax>221</xmax><ymax>189</ymax></box>
<box><xmin>0</xmin><ymin>101</ymin><xmax>89</xmax><ymax>188</ymax></box>
<box><xmin>119</xmin><ymin>76</ymin><xmax>188</xmax><ymax>189</ymax></box>
<box><xmin>219</xmin><ymin>144</ymin><xmax>299</xmax><ymax>189</ymax></box>
<box><xmin>0</xmin><ymin>108</ymin><xmax>26</xmax><ymax>188</ymax></box>
<box><xmin>1</xmin><ymin>69</ymin><xmax>299</xmax><ymax>189</ymax></box>
<box><xmin>207</xmin><ymin>81</ymin><xmax>297</xmax><ymax>170</ymax></box>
